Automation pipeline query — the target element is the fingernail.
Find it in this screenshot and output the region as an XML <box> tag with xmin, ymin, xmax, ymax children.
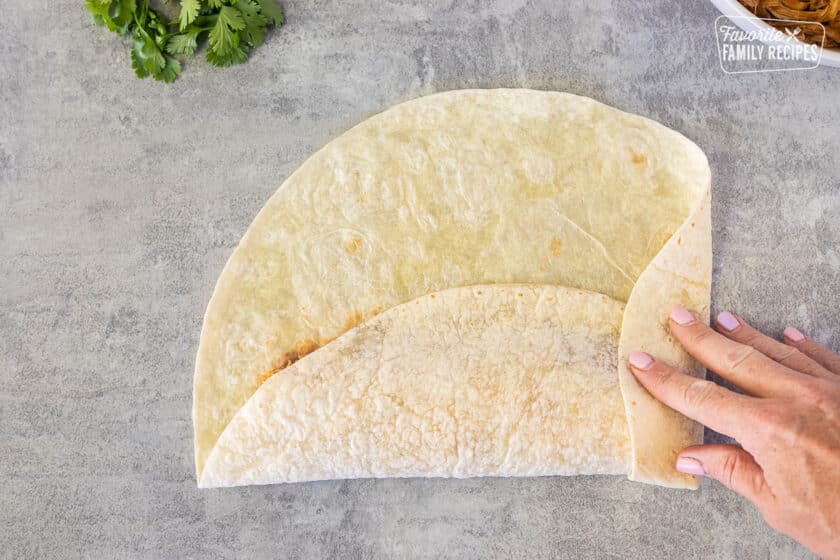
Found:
<box><xmin>670</xmin><ymin>307</ymin><xmax>696</xmax><ymax>326</ymax></box>
<box><xmin>628</xmin><ymin>351</ymin><xmax>654</xmax><ymax>370</ymax></box>
<box><xmin>784</xmin><ymin>326</ymin><xmax>805</xmax><ymax>342</ymax></box>
<box><xmin>716</xmin><ymin>311</ymin><xmax>740</xmax><ymax>332</ymax></box>
<box><xmin>676</xmin><ymin>457</ymin><xmax>706</xmax><ymax>476</ymax></box>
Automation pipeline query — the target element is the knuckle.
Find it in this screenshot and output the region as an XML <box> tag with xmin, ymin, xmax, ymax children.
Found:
<box><xmin>772</xmin><ymin>345</ymin><xmax>801</xmax><ymax>366</ymax></box>
<box><xmin>738</xmin><ymin>329</ymin><xmax>762</xmax><ymax>346</ymax></box>
<box><xmin>800</xmin><ymin>340</ymin><xmax>820</xmax><ymax>354</ymax></box>
<box><xmin>750</xmin><ymin>402</ymin><xmax>792</xmax><ymax>428</ymax></box>
<box><xmin>682</xmin><ymin>379</ymin><xmax>720</xmax><ymax>409</ymax></box>
<box><xmin>798</xmin><ymin>378</ymin><xmax>828</xmax><ymax>398</ymax></box>
<box><xmin>688</xmin><ymin>326</ymin><xmax>717</xmax><ymax>348</ymax></box>
<box><xmin>750</xmin><ymin>469</ymin><xmax>769</xmax><ymax>499</ymax></box>
<box><xmin>824</xmin><ymin>355</ymin><xmax>840</xmax><ymax>375</ymax></box>
<box><xmin>799</xmin><ymin>378</ymin><xmax>840</xmax><ymax>409</ymax></box>
<box><xmin>719</xmin><ymin>452</ymin><xmax>740</xmax><ymax>488</ymax></box>
<box><xmin>647</xmin><ymin>362</ymin><xmax>677</xmax><ymax>390</ymax></box>
<box><xmin>723</xmin><ymin>344</ymin><xmax>758</xmax><ymax>372</ymax></box>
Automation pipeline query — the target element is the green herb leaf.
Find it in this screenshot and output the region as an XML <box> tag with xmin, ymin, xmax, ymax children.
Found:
<box><xmin>255</xmin><ymin>0</ymin><xmax>284</xmax><ymax>26</ymax></box>
<box><xmin>130</xmin><ymin>39</ymin><xmax>150</xmax><ymax>78</ymax></box>
<box><xmin>179</xmin><ymin>0</ymin><xmax>202</xmax><ymax>31</ymax></box>
<box><xmin>166</xmin><ymin>30</ymin><xmax>201</xmax><ymax>55</ymax></box>
<box><xmin>86</xmin><ymin>0</ymin><xmax>111</xmax><ymax>21</ymax></box>
<box><xmin>157</xmin><ymin>57</ymin><xmax>183</xmax><ymax>82</ymax></box>
<box><xmin>237</xmin><ymin>0</ymin><xmax>268</xmax><ymax>47</ymax></box>
<box><xmin>206</xmin><ymin>45</ymin><xmax>249</xmax><ymax>67</ymax></box>
<box><xmin>140</xmin><ymin>38</ymin><xmax>166</xmax><ymax>74</ymax></box>
<box><xmin>219</xmin><ymin>5</ymin><xmax>247</xmax><ymax>31</ymax></box>
<box><xmin>209</xmin><ymin>5</ymin><xmax>245</xmax><ymax>55</ymax></box>
<box><xmin>110</xmin><ymin>0</ymin><xmax>137</xmax><ymax>34</ymax></box>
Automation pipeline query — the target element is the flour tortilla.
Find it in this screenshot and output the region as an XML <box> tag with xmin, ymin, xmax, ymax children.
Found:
<box><xmin>194</xmin><ymin>89</ymin><xmax>711</xmax><ymax>488</ymax></box>
<box><xmin>200</xmin><ymin>285</ymin><xmax>629</xmax><ymax>487</ymax></box>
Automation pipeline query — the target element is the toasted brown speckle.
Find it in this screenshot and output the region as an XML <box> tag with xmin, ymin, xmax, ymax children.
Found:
<box><xmin>259</xmin><ymin>338</ymin><xmax>324</xmax><ymax>384</ymax></box>
<box><xmin>628</xmin><ymin>148</ymin><xmax>647</xmax><ymax>165</ymax></box>
<box><xmin>343</xmin><ymin>237</ymin><xmax>362</xmax><ymax>254</ymax></box>
<box><xmin>344</xmin><ymin>310</ymin><xmax>365</xmax><ymax>331</ymax></box>
<box><xmin>549</xmin><ymin>237</ymin><xmax>564</xmax><ymax>257</ymax></box>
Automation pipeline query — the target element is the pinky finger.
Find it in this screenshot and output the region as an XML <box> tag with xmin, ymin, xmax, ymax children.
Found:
<box><xmin>784</xmin><ymin>327</ymin><xmax>840</xmax><ymax>376</ymax></box>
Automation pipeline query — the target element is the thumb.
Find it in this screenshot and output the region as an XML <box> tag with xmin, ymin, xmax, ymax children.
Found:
<box><xmin>677</xmin><ymin>444</ymin><xmax>771</xmax><ymax>504</ymax></box>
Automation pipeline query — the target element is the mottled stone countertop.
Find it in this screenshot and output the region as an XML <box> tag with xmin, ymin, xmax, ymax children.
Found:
<box><xmin>2</xmin><ymin>1</ymin><xmax>838</xmax><ymax>558</ymax></box>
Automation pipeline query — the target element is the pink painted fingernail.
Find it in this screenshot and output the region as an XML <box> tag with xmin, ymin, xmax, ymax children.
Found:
<box><xmin>784</xmin><ymin>326</ymin><xmax>805</xmax><ymax>342</ymax></box>
<box><xmin>676</xmin><ymin>457</ymin><xmax>706</xmax><ymax>476</ymax></box>
<box><xmin>629</xmin><ymin>351</ymin><xmax>654</xmax><ymax>370</ymax></box>
<box><xmin>716</xmin><ymin>311</ymin><xmax>740</xmax><ymax>332</ymax></box>
<box><xmin>670</xmin><ymin>307</ymin><xmax>696</xmax><ymax>326</ymax></box>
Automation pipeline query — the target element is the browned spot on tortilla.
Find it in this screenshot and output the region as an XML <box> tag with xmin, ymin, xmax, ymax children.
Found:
<box><xmin>258</xmin><ymin>308</ymin><xmax>381</xmax><ymax>385</ymax></box>
<box><xmin>628</xmin><ymin>148</ymin><xmax>647</xmax><ymax>165</ymax></box>
<box><xmin>344</xmin><ymin>310</ymin><xmax>365</xmax><ymax>331</ymax></box>
<box><xmin>677</xmin><ymin>236</ymin><xmax>683</xmax><ymax>246</ymax></box>
<box><xmin>549</xmin><ymin>237</ymin><xmax>564</xmax><ymax>257</ymax></box>
<box><xmin>475</xmin><ymin>289</ymin><xmax>483</xmax><ymax>295</ymax></box>
<box><xmin>257</xmin><ymin>367</ymin><xmax>281</xmax><ymax>385</ymax></box>
<box><xmin>258</xmin><ymin>339</ymin><xmax>322</xmax><ymax>384</ymax></box>
<box><xmin>430</xmin><ymin>294</ymin><xmax>436</xmax><ymax>299</ymax></box>
<box><xmin>343</xmin><ymin>237</ymin><xmax>362</xmax><ymax>254</ymax></box>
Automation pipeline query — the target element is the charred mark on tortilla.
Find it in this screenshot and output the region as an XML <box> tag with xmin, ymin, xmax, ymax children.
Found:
<box><xmin>257</xmin><ymin>309</ymin><xmax>377</xmax><ymax>384</ymax></box>
<box><xmin>628</xmin><ymin>147</ymin><xmax>648</xmax><ymax>166</ymax></box>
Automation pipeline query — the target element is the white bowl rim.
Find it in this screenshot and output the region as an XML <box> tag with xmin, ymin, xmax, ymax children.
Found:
<box><xmin>709</xmin><ymin>0</ymin><xmax>840</xmax><ymax>68</ymax></box>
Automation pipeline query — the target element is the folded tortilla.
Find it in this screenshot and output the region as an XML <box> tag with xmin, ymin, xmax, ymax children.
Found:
<box><xmin>201</xmin><ymin>285</ymin><xmax>630</xmax><ymax>487</ymax></box>
<box><xmin>194</xmin><ymin>89</ymin><xmax>711</xmax><ymax>489</ymax></box>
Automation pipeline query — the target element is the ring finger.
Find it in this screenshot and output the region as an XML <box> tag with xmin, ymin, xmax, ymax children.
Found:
<box><xmin>714</xmin><ymin>312</ymin><xmax>835</xmax><ymax>379</ymax></box>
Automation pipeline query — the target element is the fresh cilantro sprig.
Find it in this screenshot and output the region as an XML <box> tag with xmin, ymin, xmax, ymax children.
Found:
<box><xmin>86</xmin><ymin>0</ymin><xmax>285</xmax><ymax>82</ymax></box>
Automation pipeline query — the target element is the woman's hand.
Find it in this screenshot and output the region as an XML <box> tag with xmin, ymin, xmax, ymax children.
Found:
<box><xmin>628</xmin><ymin>308</ymin><xmax>840</xmax><ymax>559</ymax></box>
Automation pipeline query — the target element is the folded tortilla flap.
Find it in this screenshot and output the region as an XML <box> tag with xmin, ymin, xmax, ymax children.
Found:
<box><xmin>619</xmin><ymin>192</ymin><xmax>712</xmax><ymax>489</ymax></box>
<box><xmin>200</xmin><ymin>285</ymin><xmax>630</xmax><ymax>488</ymax></box>
<box><xmin>194</xmin><ymin>89</ymin><xmax>712</xmax><ymax>486</ymax></box>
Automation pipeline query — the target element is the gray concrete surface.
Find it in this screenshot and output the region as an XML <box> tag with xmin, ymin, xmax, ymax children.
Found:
<box><xmin>2</xmin><ymin>0</ymin><xmax>839</xmax><ymax>558</ymax></box>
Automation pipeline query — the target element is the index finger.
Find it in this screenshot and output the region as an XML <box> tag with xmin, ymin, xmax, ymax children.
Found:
<box><xmin>628</xmin><ymin>351</ymin><xmax>757</xmax><ymax>442</ymax></box>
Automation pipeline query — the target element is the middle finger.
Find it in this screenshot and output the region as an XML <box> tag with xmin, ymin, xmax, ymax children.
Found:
<box><xmin>668</xmin><ymin>307</ymin><xmax>811</xmax><ymax>398</ymax></box>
